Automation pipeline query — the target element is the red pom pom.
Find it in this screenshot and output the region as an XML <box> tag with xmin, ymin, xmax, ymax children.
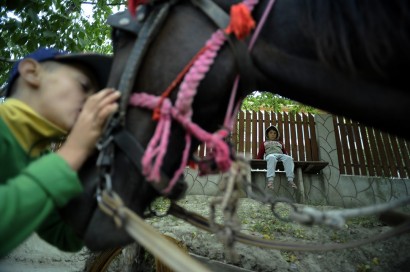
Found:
<box><xmin>224</xmin><ymin>4</ymin><xmax>256</xmax><ymax>40</ymax></box>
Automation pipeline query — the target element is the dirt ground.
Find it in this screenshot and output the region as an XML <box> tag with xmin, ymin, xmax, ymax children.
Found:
<box><xmin>1</xmin><ymin>195</ymin><xmax>409</xmax><ymax>272</ymax></box>
<box><xmin>143</xmin><ymin>195</ymin><xmax>410</xmax><ymax>272</ymax></box>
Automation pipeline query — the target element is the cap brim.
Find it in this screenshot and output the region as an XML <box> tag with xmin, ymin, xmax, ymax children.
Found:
<box><xmin>56</xmin><ymin>53</ymin><xmax>113</xmax><ymax>90</ymax></box>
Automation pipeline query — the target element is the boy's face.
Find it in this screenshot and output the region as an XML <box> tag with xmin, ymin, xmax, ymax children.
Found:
<box><xmin>36</xmin><ymin>62</ymin><xmax>97</xmax><ymax>131</ymax></box>
<box><xmin>267</xmin><ymin>129</ymin><xmax>277</xmax><ymax>140</ymax></box>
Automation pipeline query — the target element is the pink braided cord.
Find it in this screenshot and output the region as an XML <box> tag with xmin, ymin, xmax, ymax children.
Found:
<box><xmin>129</xmin><ymin>0</ymin><xmax>259</xmax><ymax>194</ymax></box>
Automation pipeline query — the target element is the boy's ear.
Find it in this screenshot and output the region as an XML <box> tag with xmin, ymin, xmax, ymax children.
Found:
<box><xmin>18</xmin><ymin>58</ymin><xmax>42</xmax><ymax>88</ymax></box>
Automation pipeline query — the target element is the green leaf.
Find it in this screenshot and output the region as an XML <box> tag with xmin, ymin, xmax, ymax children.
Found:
<box><xmin>27</xmin><ymin>8</ymin><xmax>39</xmax><ymax>23</ymax></box>
<box><xmin>43</xmin><ymin>30</ymin><xmax>56</xmax><ymax>38</ymax></box>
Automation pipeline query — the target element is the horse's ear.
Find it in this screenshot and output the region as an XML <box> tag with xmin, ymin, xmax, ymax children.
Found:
<box><xmin>107</xmin><ymin>11</ymin><xmax>143</xmax><ymax>36</ymax></box>
<box><xmin>108</xmin><ymin>11</ymin><xmax>142</xmax><ymax>54</ymax></box>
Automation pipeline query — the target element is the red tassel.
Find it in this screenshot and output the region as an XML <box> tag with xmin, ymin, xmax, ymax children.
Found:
<box><xmin>128</xmin><ymin>0</ymin><xmax>136</xmax><ymax>17</ymax></box>
<box><xmin>224</xmin><ymin>3</ymin><xmax>256</xmax><ymax>40</ymax></box>
<box><xmin>128</xmin><ymin>0</ymin><xmax>148</xmax><ymax>17</ymax></box>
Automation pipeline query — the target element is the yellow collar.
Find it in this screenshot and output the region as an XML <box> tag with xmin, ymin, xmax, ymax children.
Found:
<box><xmin>0</xmin><ymin>99</ymin><xmax>67</xmax><ymax>156</ymax></box>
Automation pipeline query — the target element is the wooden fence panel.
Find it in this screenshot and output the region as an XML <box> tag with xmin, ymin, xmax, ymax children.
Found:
<box><xmin>358</xmin><ymin>123</ymin><xmax>375</xmax><ymax>176</ymax></box>
<box><xmin>272</xmin><ymin>112</ymin><xmax>278</xmax><ymax>127</ymax></box>
<box><xmin>352</xmin><ymin>121</ymin><xmax>367</xmax><ymax>176</ymax></box>
<box><xmin>238</xmin><ymin>111</ymin><xmax>245</xmax><ymax>154</ymax></box>
<box><xmin>290</xmin><ymin>113</ymin><xmax>298</xmax><ymax>160</ymax></box>
<box><xmin>245</xmin><ymin>111</ymin><xmax>252</xmax><ymax>155</ymax></box>
<box><xmin>303</xmin><ymin>113</ymin><xmax>312</xmax><ymax>161</ymax></box>
<box><xmin>309</xmin><ymin>113</ymin><xmax>319</xmax><ymax>161</ymax></box>
<box><xmin>382</xmin><ymin>132</ymin><xmax>399</xmax><ymax>177</ymax></box>
<box><xmin>264</xmin><ymin>111</ymin><xmax>270</xmax><ymax>133</ymax></box>
<box><xmin>333</xmin><ymin>116</ymin><xmax>346</xmax><ymax>174</ymax></box>
<box><xmin>333</xmin><ymin>116</ymin><xmax>410</xmax><ymax>178</ymax></box>
<box><xmin>397</xmin><ymin>138</ymin><xmax>410</xmax><ymax>176</ymax></box>
<box><xmin>339</xmin><ymin>117</ymin><xmax>353</xmax><ymax>175</ymax></box>
<box><xmin>391</xmin><ymin>136</ymin><xmax>407</xmax><ymax>178</ymax></box>
<box><xmin>296</xmin><ymin>114</ymin><xmax>305</xmax><ymax>161</ymax></box>
<box><xmin>346</xmin><ymin>119</ymin><xmax>361</xmax><ymax>175</ymax></box>
<box><xmin>374</xmin><ymin>128</ymin><xmax>391</xmax><ymax>177</ymax></box>
<box><xmin>282</xmin><ymin>112</ymin><xmax>291</xmax><ymax>157</ymax></box>
<box><xmin>257</xmin><ymin>111</ymin><xmax>264</xmax><ymax>158</ymax></box>
<box><xmin>368</xmin><ymin>127</ymin><xmax>383</xmax><ymax>176</ymax></box>
<box><xmin>231</xmin><ymin>114</ymin><xmax>238</xmax><ymax>151</ymax></box>
<box><xmin>196</xmin><ymin>112</ymin><xmax>409</xmax><ymax>179</ymax></box>
<box><xmin>198</xmin><ymin>142</ymin><xmax>205</xmax><ymax>158</ymax></box>
<box><xmin>251</xmin><ymin>111</ymin><xmax>258</xmax><ymax>157</ymax></box>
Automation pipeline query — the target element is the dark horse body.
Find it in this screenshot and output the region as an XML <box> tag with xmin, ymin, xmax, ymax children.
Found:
<box><xmin>60</xmin><ymin>0</ymin><xmax>410</xmax><ymax>250</ymax></box>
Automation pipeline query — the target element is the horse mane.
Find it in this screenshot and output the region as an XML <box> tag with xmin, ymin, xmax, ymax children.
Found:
<box><xmin>305</xmin><ymin>0</ymin><xmax>410</xmax><ymax>79</ymax></box>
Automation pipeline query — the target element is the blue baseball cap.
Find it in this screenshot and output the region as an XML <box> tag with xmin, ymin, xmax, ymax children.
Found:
<box><xmin>4</xmin><ymin>47</ymin><xmax>112</xmax><ymax>97</ymax></box>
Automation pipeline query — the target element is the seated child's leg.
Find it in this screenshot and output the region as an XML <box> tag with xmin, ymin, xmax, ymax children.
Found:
<box><xmin>281</xmin><ymin>154</ymin><xmax>295</xmax><ymax>181</ymax></box>
<box><xmin>278</xmin><ymin>154</ymin><xmax>297</xmax><ymax>189</ymax></box>
<box><xmin>266</xmin><ymin>154</ymin><xmax>277</xmax><ymax>190</ymax></box>
<box><xmin>266</xmin><ymin>154</ymin><xmax>278</xmax><ymax>181</ymax></box>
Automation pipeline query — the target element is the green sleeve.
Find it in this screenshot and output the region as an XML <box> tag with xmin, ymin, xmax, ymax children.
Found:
<box><xmin>0</xmin><ymin>153</ymin><xmax>84</xmax><ymax>256</ymax></box>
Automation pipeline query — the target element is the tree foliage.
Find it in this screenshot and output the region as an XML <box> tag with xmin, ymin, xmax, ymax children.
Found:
<box><xmin>241</xmin><ymin>91</ymin><xmax>321</xmax><ymax>114</ymax></box>
<box><xmin>0</xmin><ymin>1</ymin><xmax>320</xmax><ymax>114</ymax></box>
<box><xmin>0</xmin><ymin>0</ymin><xmax>125</xmax><ymax>91</ymax></box>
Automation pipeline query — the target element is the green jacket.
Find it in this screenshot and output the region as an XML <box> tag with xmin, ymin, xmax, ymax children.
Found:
<box><xmin>0</xmin><ymin>99</ymin><xmax>84</xmax><ymax>257</ymax></box>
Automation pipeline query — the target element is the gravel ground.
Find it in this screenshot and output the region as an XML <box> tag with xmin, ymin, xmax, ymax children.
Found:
<box><xmin>145</xmin><ymin>195</ymin><xmax>410</xmax><ymax>272</ymax></box>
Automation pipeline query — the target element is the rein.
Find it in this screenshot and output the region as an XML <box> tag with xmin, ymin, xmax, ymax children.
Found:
<box><xmin>96</xmin><ymin>1</ymin><xmax>177</xmax><ymax>196</ymax></box>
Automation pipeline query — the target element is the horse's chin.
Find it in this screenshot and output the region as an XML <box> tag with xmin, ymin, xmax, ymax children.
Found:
<box><xmin>58</xmin><ymin>156</ymin><xmax>100</xmax><ymax>240</ymax></box>
<box><xmin>165</xmin><ymin>177</ymin><xmax>188</xmax><ymax>200</ymax></box>
<box><xmin>83</xmin><ymin>209</ymin><xmax>134</xmax><ymax>251</ymax></box>
<box><xmin>59</xmin><ymin>151</ymin><xmax>188</xmax><ymax>251</ymax></box>
<box><xmin>81</xmin><ymin>181</ymin><xmax>187</xmax><ymax>251</ymax></box>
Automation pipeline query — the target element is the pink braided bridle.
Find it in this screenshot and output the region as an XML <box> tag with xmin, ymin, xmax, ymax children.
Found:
<box><xmin>128</xmin><ymin>0</ymin><xmax>276</xmax><ymax>194</ymax></box>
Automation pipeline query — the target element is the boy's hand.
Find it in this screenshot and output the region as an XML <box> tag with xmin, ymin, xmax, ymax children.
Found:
<box><xmin>57</xmin><ymin>88</ymin><xmax>120</xmax><ymax>170</ymax></box>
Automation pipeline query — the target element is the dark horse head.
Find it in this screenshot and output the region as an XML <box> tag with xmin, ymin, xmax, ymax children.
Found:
<box><xmin>60</xmin><ymin>0</ymin><xmax>410</xmax><ymax>251</ymax></box>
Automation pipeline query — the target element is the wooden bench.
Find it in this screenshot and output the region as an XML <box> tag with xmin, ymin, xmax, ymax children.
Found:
<box><xmin>249</xmin><ymin>159</ymin><xmax>329</xmax><ymax>203</ymax></box>
<box><xmin>250</xmin><ymin>159</ymin><xmax>329</xmax><ymax>174</ymax></box>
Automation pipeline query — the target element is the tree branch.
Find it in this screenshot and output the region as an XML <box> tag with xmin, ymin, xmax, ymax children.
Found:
<box><xmin>0</xmin><ymin>57</ymin><xmax>15</xmax><ymax>64</ymax></box>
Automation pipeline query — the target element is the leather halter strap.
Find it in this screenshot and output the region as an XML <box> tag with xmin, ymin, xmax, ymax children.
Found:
<box><xmin>108</xmin><ymin>2</ymin><xmax>175</xmax><ymax>120</ymax></box>
<box><xmin>99</xmin><ymin>0</ymin><xmax>257</xmax><ymax>196</ymax></box>
<box><xmin>97</xmin><ymin>1</ymin><xmax>178</xmax><ymax>195</ymax></box>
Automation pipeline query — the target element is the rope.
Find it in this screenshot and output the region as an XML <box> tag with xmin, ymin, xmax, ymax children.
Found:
<box><xmin>290</xmin><ymin>196</ymin><xmax>410</xmax><ymax>228</ymax></box>
<box><xmin>169</xmin><ymin>201</ymin><xmax>410</xmax><ymax>252</ymax></box>
<box><xmin>152</xmin><ymin>45</ymin><xmax>210</xmax><ymax>121</ymax></box>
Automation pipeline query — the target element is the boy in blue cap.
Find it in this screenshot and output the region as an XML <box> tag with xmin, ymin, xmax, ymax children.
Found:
<box><xmin>256</xmin><ymin>125</ymin><xmax>297</xmax><ymax>190</ymax></box>
<box><xmin>0</xmin><ymin>48</ymin><xmax>119</xmax><ymax>256</ymax></box>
